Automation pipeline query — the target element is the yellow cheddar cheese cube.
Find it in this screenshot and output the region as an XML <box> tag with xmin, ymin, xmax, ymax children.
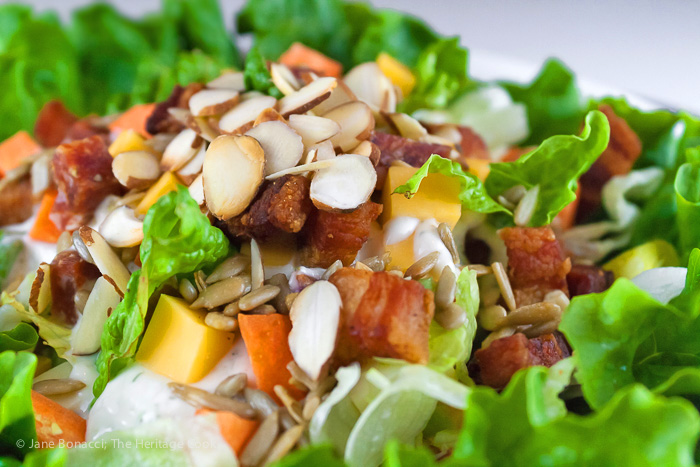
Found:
<box><xmin>136</xmin><ymin>295</ymin><xmax>236</xmax><ymax>383</ymax></box>
<box><xmin>377</xmin><ymin>53</ymin><xmax>415</xmax><ymax>97</ymax></box>
<box><xmin>382</xmin><ymin>166</ymin><xmax>462</xmax><ymax>228</ymax></box>
<box><xmin>465</xmin><ymin>157</ymin><xmax>490</xmax><ymax>182</ymax></box>
<box><xmin>108</xmin><ymin>129</ymin><xmax>150</xmax><ymax>157</ymax></box>
<box><xmin>385</xmin><ymin>233</ymin><xmax>416</xmax><ymax>272</ymax></box>
<box><xmin>135</xmin><ymin>171</ymin><xmax>181</xmax><ymax>215</ymax></box>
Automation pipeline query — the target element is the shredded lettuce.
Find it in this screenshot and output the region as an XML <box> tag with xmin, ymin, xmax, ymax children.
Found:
<box><xmin>393</xmin><ymin>154</ymin><xmax>508</xmax><ymax>215</ymax></box>
<box><xmin>560</xmin><ymin>250</ymin><xmax>700</xmax><ymax>409</ymax></box>
<box><xmin>243</xmin><ymin>46</ymin><xmax>283</xmax><ymax>98</ymax></box>
<box><xmin>0</xmin><ymin>351</ymin><xmax>37</xmax><ymax>457</ymax></box>
<box><xmin>453</xmin><ymin>360</ymin><xmax>699</xmax><ymax>466</ymax></box>
<box><xmin>269</xmin><ymin>445</ymin><xmax>346</xmax><ymax>467</ymax></box>
<box><xmin>675</xmin><ymin>162</ymin><xmax>700</xmax><ymax>262</ymax></box>
<box><xmin>0</xmin><ymin>323</ymin><xmax>37</xmax><ymax>353</ymax></box>
<box><xmin>93</xmin><ymin>187</ymin><xmax>229</xmax><ymax>399</ymax></box>
<box><xmin>0</xmin><ymin>232</ymin><xmax>22</xmax><ymax>288</ymax></box>
<box><xmin>485</xmin><ymin>110</ymin><xmax>610</xmax><ymax>226</ymax></box>
<box><xmin>502</xmin><ymin>58</ymin><xmax>586</xmax><ymax>145</ymax></box>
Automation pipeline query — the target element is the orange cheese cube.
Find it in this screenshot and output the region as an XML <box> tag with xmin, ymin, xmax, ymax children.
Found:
<box><xmin>465</xmin><ymin>157</ymin><xmax>490</xmax><ymax>181</ymax></box>
<box><xmin>135</xmin><ymin>171</ymin><xmax>180</xmax><ymax>215</ymax></box>
<box><xmin>377</xmin><ymin>52</ymin><xmax>416</xmax><ymax>97</ymax></box>
<box><xmin>136</xmin><ymin>295</ymin><xmax>236</xmax><ymax>383</ymax></box>
<box><xmin>108</xmin><ymin>129</ymin><xmax>151</xmax><ymax>157</ymax></box>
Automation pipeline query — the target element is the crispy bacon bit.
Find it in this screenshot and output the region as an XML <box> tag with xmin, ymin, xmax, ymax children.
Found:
<box><xmin>499</xmin><ymin>226</ymin><xmax>571</xmax><ymax>306</ymax></box>
<box><xmin>50</xmin><ymin>136</ymin><xmax>122</xmax><ymax>231</ymax></box>
<box><xmin>371</xmin><ymin>132</ymin><xmax>452</xmax><ymax>188</ymax></box>
<box><xmin>566</xmin><ymin>264</ymin><xmax>614</xmax><ymax>297</ymax></box>
<box><xmin>146</xmin><ymin>83</ymin><xmax>205</xmax><ymax>135</ymax></box>
<box><xmin>0</xmin><ymin>176</ymin><xmax>33</xmax><ymax>227</ymax></box>
<box><xmin>329</xmin><ymin>267</ymin><xmax>434</xmax><ymax>364</ymax></box>
<box><xmin>424</xmin><ymin>123</ymin><xmax>490</xmax><ymax>161</ymax></box>
<box><xmin>577</xmin><ymin>105</ymin><xmax>642</xmax><ymax>222</ymax></box>
<box><xmin>49</xmin><ymin>250</ymin><xmax>100</xmax><ymax>325</ymax></box>
<box><xmin>63</xmin><ymin>119</ymin><xmax>110</xmax><ymax>143</ymax></box>
<box><xmin>302</xmin><ymin>201</ymin><xmax>382</xmax><ymax>268</ymax></box>
<box><xmin>34</xmin><ymin>101</ymin><xmax>78</xmax><ymax>147</ymax></box>
<box><xmin>473</xmin><ymin>332</ymin><xmax>570</xmax><ymax>389</ymax></box>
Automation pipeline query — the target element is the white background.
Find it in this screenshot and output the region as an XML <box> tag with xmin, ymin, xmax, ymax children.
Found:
<box><xmin>9</xmin><ymin>0</ymin><xmax>700</xmax><ymax>114</ymax></box>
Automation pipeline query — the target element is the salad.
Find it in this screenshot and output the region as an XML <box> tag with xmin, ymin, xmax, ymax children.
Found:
<box><xmin>1</xmin><ymin>0</ymin><xmax>700</xmax><ymax>466</ymax></box>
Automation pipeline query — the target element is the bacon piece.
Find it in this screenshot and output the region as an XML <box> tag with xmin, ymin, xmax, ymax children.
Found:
<box><xmin>423</xmin><ymin>123</ymin><xmax>489</xmax><ymax>161</ymax></box>
<box><xmin>63</xmin><ymin>119</ymin><xmax>109</xmax><ymax>143</ymax></box>
<box><xmin>499</xmin><ymin>226</ymin><xmax>571</xmax><ymax>306</ymax></box>
<box><xmin>34</xmin><ymin>101</ymin><xmax>78</xmax><ymax>147</ymax></box>
<box><xmin>50</xmin><ymin>136</ymin><xmax>122</xmax><ymax>231</ymax></box>
<box><xmin>577</xmin><ymin>105</ymin><xmax>642</xmax><ymax>222</ymax></box>
<box><xmin>146</xmin><ymin>83</ymin><xmax>205</xmax><ymax>135</ymax></box>
<box><xmin>0</xmin><ymin>176</ymin><xmax>33</xmax><ymax>227</ymax></box>
<box><xmin>221</xmin><ymin>175</ymin><xmax>312</xmax><ymax>241</ymax></box>
<box><xmin>329</xmin><ymin>267</ymin><xmax>434</xmax><ymax>364</ymax></box>
<box><xmin>566</xmin><ymin>264</ymin><xmax>614</xmax><ymax>297</ymax></box>
<box><xmin>371</xmin><ymin>132</ymin><xmax>452</xmax><ymax>188</ymax></box>
<box><xmin>302</xmin><ymin>201</ymin><xmax>382</xmax><ymax>268</ymax></box>
<box><xmin>473</xmin><ymin>332</ymin><xmax>570</xmax><ymax>389</ymax></box>
<box><xmin>49</xmin><ymin>250</ymin><xmax>101</xmax><ymax>325</ymax></box>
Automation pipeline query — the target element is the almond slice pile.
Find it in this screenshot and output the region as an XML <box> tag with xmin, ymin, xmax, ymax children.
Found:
<box><xmin>277</xmin><ymin>77</ymin><xmax>337</xmax><ymax>117</ymax></box>
<box><xmin>322</xmin><ymin>101</ymin><xmax>375</xmax><ymax>152</ymax></box>
<box><xmin>310</xmin><ymin>154</ymin><xmax>377</xmax><ymax>211</ymax></box>
<box><xmin>207</xmin><ymin>71</ymin><xmax>246</xmax><ymax>91</ymax></box>
<box><xmin>245</xmin><ymin>121</ymin><xmax>304</xmax><ymax>175</ymax></box>
<box><xmin>288</xmin><ymin>114</ymin><xmax>340</xmax><ymax>148</ymax></box>
<box><xmin>344</xmin><ymin>62</ymin><xmax>398</xmax><ymax>113</ymax></box>
<box><xmin>99</xmin><ymin>205</ymin><xmax>144</xmax><ymax>248</ymax></box>
<box><xmin>79</xmin><ymin>226</ymin><xmax>131</xmax><ymax>297</ymax></box>
<box><xmin>112</xmin><ymin>150</ymin><xmax>161</xmax><ymax>190</ymax></box>
<box><xmin>219</xmin><ymin>95</ymin><xmax>277</xmax><ymax>133</ymax></box>
<box><xmin>161</xmin><ymin>128</ymin><xmax>202</xmax><ymax>171</ymax></box>
<box><xmin>189</xmin><ymin>89</ymin><xmax>240</xmax><ymax>117</ymax></box>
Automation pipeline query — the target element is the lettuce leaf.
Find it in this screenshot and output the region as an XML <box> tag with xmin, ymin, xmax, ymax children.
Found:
<box><xmin>0</xmin><ymin>232</ymin><xmax>22</xmax><ymax>288</ymax></box>
<box><xmin>560</xmin><ymin>250</ymin><xmax>700</xmax><ymax>409</ymax></box>
<box><xmin>485</xmin><ymin>110</ymin><xmax>610</xmax><ymax>226</ymax></box>
<box><xmin>502</xmin><ymin>58</ymin><xmax>586</xmax><ymax>145</ymax></box>
<box><xmin>0</xmin><ymin>323</ymin><xmax>37</xmax><ymax>353</ymax></box>
<box><xmin>243</xmin><ymin>47</ymin><xmax>283</xmax><ymax>98</ymax></box>
<box><xmin>0</xmin><ymin>351</ymin><xmax>37</xmax><ymax>457</ymax></box>
<box><xmin>453</xmin><ymin>362</ymin><xmax>699</xmax><ymax>467</ymax></box>
<box><xmin>270</xmin><ymin>445</ymin><xmax>346</xmax><ymax>467</ymax></box>
<box><xmin>675</xmin><ymin>162</ymin><xmax>700</xmax><ymax>262</ymax></box>
<box><xmin>393</xmin><ymin>154</ymin><xmax>508</xmax><ymax>215</ymax></box>
<box><xmin>93</xmin><ymin>187</ymin><xmax>229</xmax><ymax>399</ymax></box>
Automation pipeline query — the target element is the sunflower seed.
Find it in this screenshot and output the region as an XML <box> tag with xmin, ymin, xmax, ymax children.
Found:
<box><xmin>33</xmin><ymin>379</ymin><xmax>86</xmax><ymax>396</ymax></box>
<box><xmin>302</xmin><ymin>395</ymin><xmax>321</xmax><ymax>420</ymax></box>
<box><xmin>467</xmin><ymin>264</ymin><xmax>492</xmax><ymax>276</ymax></box>
<box><xmin>267</xmin><ymin>273</ymin><xmax>292</xmax><ymax>314</ymax></box>
<box><xmin>544</xmin><ymin>289</ymin><xmax>570</xmax><ymax>312</ymax></box>
<box><xmin>205</xmin><ymin>312</ymin><xmax>238</xmax><ymax>332</ymax></box>
<box><xmin>238</xmin><ymin>285</ymin><xmax>281</xmax><ymax>311</ymax></box>
<box><xmin>404</xmin><ymin>251</ymin><xmax>440</xmax><ymax>279</ymax></box>
<box><xmin>244</xmin><ymin>387</ymin><xmax>279</xmax><ymax>417</ymax></box>
<box><xmin>194</xmin><ymin>270</ymin><xmax>207</xmax><ymax>293</ymax></box>
<box><xmin>478</xmin><ymin>305</ymin><xmax>507</xmax><ymax>331</ymax></box>
<box><xmin>222</xmin><ymin>301</ymin><xmax>241</xmax><ymax>317</ymax></box>
<box><xmin>279</xmin><ymin>410</ymin><xmax>298</xmax><ymax>431</ymax></box>
<box><xmin>285</xmin><ymin>293</ymin><xmax>298</xmax><ymax>310</ymax></box>
<box><xmin>354</xmin><ymin>261</ymin><xmax>373</xmax><ymax>272</ymax></box>
<box><xmin>274</xmin><ymin>385</ymin><xmax>304</xmax><ymax>424</ymax></box>
<box><xmin>206</xmin><ymin>255</ymin><xmax>249</xmax><ymax>284</ymax></box>
<box><xmin>72</xmin><ymin>230</ymin><xmax>94</xmax><ymax>264</ymax></box>
<box><xmin>262</xmin><ymin>424</ymin><xmax>306</xmax><ymax>465</ymax></box>
<box><xmin>215</xmin><ymin>373</ymin><xmax>248</xmax><ymax>398</ymax></box>
<box><xmin>168</xmin><ymin>383</ymin><xmax>256</xmax><ymax>419</ymax></box>
<box><xmin>514</xmin><ymin>185</ymin><xmax>539</xmax><ymax>227</ymax></box>
<box><xmin>179</xmin><ymin>278</ymin><xmax>198</xmax><ymax>303</ymax></box>
<box><xmin>360</xmin><ymin>254</ymin><xmax>388</xmax><ymax>272</ymax></box>
<box><xmin>321</xmin><ymin>260</ymin><xmax>343</xmax><ymax>280</ymax></box>
<box><xmin>503</xmin><ymin>302</ymin><xmax>561</xmax><ymax>327</ymax></box>
<box><xmin>287</xmin><ymin>361</ymin><xmax>315</xmax><ymax>390</ymax></box>
<box><xmin>435</xmin><ymin>303</ymin><xmax>467</xmax><ymax>330</ymax></box>
<box><xmin>438</xmin><ymin>223</ymin><xmax>460</xmax><ymax>264</ymax></box>
<box><xmin>240</xmin><ymin>410</ymin><xmax>280</xmax><ymax>467</ymax></box>
<box><xmin>191</xmin><ymin>276</ymin><xmax>250</xmax><ymax>309</ymax></box>
<box><xmin>491</xmin><ymin>262</ymin><xmax>516</xmax><ymax>311</ymax></box>
<box><xmin>248</xmin><ymin>304</ymin><xmax>277</xmax><ymax>315</ymax></box>
<box><xmin>523</xmin><ymin>319</ymin><xmax>560</xmax><ymax>338</ymax></box>
<box><xmin>250</xmin><ymin>239</ymin><xmax>264</xmax><ymax>290</ymax></box>
<box><xmin>481</xmin><ymin>326</ymin><xmax>517</xmax><ymax>349</ymax></box>
<box><xmin>502</xmin><ymin>184</ymin><xmax>527</xmax><ymax>205</ymax></box>
<box><xmin>435</xmin><ymin>266</ymin><xmax>457</xmax><ymax>308</ymax></box>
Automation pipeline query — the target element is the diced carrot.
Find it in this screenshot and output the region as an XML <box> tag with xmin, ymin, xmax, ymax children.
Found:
<box><xmin>238</xmin><ymin>313</ymin><xmax>306</xmax><ymax>403</ymax></box>
<box><xmin>556</xmin><ymin>185</ymin><xmax>581</xmax><ymax>230</ymax></box>
<box><xmin>0</xmin><ymin>131</ymin><xmax>41</xmax><ymax>178</ymax></box>
<box><xmin>29</xmin><ymin>190</ymin><xmax>62</xmax><ymax>243</ymax></box>
<box><xmin>108</xmin><ymin>103</ymin><xmax>156</xmax><ymax>138</ymax></box>
<box><xmin>279</xmin><ymin>42</ymin><xmax>343</xmax><ymax>79</ymax></box>
<box><xmin>31</xmin><ymin>390</ymin><xmax>86</xmax><ymax>445</ymax></box>
<box><xmin>196</xmin><ymin>408</ymin><xmax>259</xmax><ymax>456</ymax></box>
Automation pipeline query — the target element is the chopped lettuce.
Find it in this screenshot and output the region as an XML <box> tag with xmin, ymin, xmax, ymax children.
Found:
<box><xmin>502</xmin><ymin>58</ymin><xmax>586</xmax><ymax>145</ymax></box>
<box><xmin>0</xmin><ymin>351</ymin><xmax>37</xmax><ymax>457</ymax></box>
<box><xmin>675</xmin><ymin>162</ymin><xmax>700</xmax><ymax>262</ymax></box>
<box><xmin>453</xmin><ymin>361</ymin><xmax>699</xmax><ymax>466</ymax></box>
<box><xmin>0</xmin><ymin>323</ymin><xmax>37</xmax><ymax>353</ymax></box>
<box><xmin>93</xmin><ymin>187</ymin><xmax>229</xmax><ymax>399</ymax></box>
<box><xmin>393</xmin><ymin>154</ymin><xmax>508</xmax><ymax>215</ymax></box>
<box><xmin>243</xmin><ymin>47</ymin><xmax>283</xmax><ymax>98</ymax></box>
<box><xmin>485</xmin><ymin>110</ymin><xmax>610</xmax><ymax>226</ymax></box>
<box><xmin>0</xmin><ymin>232</ymin><xmax>22</xmax><ymax>289</ymax></box>
<box><xmin>560</xmin><ymin>250</ymin><xmax>700</xmax><ymax>409</ymax></box>
<box><xmin>269</xmin><ymin>445</ymin><xmax>346</xmax><ymax>467</ymax></box>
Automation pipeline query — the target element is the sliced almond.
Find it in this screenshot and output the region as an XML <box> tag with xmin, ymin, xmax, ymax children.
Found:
<box><xmin>72</xmin><ymin>277</ymin><xmax>121</xmax><ymax>356</ymax></box>
<box><xmin>311</xmin><ymin>140</ymin><xmax>336</xmax><ymax>162</ymax></box>
<box><xmin>112</xmin><ymin>150</ymin><xmax>161</xmax><ymax>190</ymax></box>
<box><xmin>29</xmin><ymin>263</ymin><xmax>51</xmax><ymax>314</ymax></box>
<box><xmin>312</xmin><ymin>80</ymin><xmax>356</xmax><ymax>116</ymax></box>
<box><xmin>344</xmin><ymin>62</ymin><xmax>397</xmax><ymax>113</ymax></box>
<box><xmin>79</xmin><ymin>226</ymin><xmax>131</xmax><ymax>297</ymax></box>
<box><xmin>253</xmin><ymin>108</ymin><xmax>285</xmax><ymax>126</ymax></box>
<box><xmin>386</xmin><ymin>113</ymin><xmax>428</xmax><ymax>140</ymax></box>
<box><xmin>322</xmin><ymin>101</ymin><xmax>375</xmax><ymax>152</ymax></box>
<box><xmin>219</xmin><ymin>96</ymin><xmax>277</xmax><ymax>134</ymax></box>
<box><xmin>250</xmin><ymin>238</ymin><xmax>264</xmax><ymax>290</ymax></box>
<box><xmin>161</xmin><ymin>129</ymin><xmax>202</xmax><ymax>172</ymax></box>
<box><xmin>270</xmin><ymin>63</ymin><xmax>301</xmax><ymax>96</ymax></box>
<box><xmin>207</xmin><ymin>71</ymin><xmax>246</xmax><ymax>91</ymax></box>
<box><xmin>189</xmin><ymin>89</ymin><xmax>240</xmax><ymax>117</ymax></box>
<box><xmin>167</xmin><ymin>107</ymin><xmax>192</xmax><ymax>126</ymax></box>
<box><xmin>245</xmin><ymin>121</ymin><xmax>304</xmax><ymax>176</ymax></box>
<box><xmin>188</xmin><ymin>173</ymin><xmax>205</xmax><ymax>205</ymax></box>
<box><xmin>99</xmin><ymin>205</ymin><xmax>144</xmax><ymax>248</ymax></box>
<box><xmin>350</xmin><ymin>140</ymin><xmax>380</xmax><ymax>166</ymax></box>
<box><xmin>265</xmin><ymin>159</ymin><xmax>336</xmax><ymax>181</ymax></box>
<box><xmin>177</xmin><ymin>144</ymin><xmax>206</xmax><ymax>185</ymax></box>
<box><xmin>203</xmin><ymin>135</ymin><xmax>265</xmax><ymax>219</ymax></box>
<box><xmin>310</xmin><ymin>154</ymin><xmax>376</xmax><ymax>211</ymax></box>
<box><xmin>190</xmin><ymin>116</ymin><xmax>221</xmax><ymax>142</ymax></box>
<box><xmin>277</xmin><ymin>77</ymin><xmax>337</xmax><ymax>117</ymax></box>
<box><xmin>288</xmin><ymin>114</ymin><xmax>340</xmax><ymax>148</ymax></box>
<box><xmin>288</xmin><ymin>280</ymin><xmax>341</xmax><ymax>380</ymax></box>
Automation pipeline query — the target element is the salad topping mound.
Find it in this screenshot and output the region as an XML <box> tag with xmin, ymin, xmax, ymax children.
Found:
<box><xmin>1</xmin><ymin>0</ymin><xmax>700</xmax><ymax>466</ymax></box>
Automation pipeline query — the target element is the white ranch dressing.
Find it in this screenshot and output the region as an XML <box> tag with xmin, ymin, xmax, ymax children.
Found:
<box><xmin>382</xmin><ymin>216</ymin><xmax>420</xmax><ymax>246</ymax></box>
<box><xmin>413</xmin><ymin>219</ymin><xmax>458</xmax><ymax>275</ymax></box>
